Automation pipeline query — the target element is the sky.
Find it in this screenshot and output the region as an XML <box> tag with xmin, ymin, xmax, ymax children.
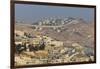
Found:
<box><xmin>15</xmin><ymin>4</ymin><xmax>95</xmax><ymax>24</ymax></box>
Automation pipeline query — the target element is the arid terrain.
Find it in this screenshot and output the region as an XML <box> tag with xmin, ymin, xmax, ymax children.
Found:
<box><xmin>14</xmin><ymin>17</ymin><xmax>95</xmax><ymax>66</ymax></box>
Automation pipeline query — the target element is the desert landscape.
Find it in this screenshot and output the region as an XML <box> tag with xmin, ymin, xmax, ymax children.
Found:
<box><xmin>14</xmin><ymin>17</ymin><xmax>95</xmax><ymax>66</ymax></box>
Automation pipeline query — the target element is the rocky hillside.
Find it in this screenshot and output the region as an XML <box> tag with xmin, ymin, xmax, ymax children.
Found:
<box><xmin>15</xmin><ymin>17</ymin><xmax>95</xmax><ymax>66</ymax></box>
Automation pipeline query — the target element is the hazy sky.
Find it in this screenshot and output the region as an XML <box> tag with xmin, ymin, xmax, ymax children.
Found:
<box><xmin>15</xmin><ymin>4</ymin><xmax>94</xmax><ymax>23</ymax></box>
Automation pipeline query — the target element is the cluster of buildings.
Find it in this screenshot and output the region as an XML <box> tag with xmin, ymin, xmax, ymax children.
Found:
<box><xmin>34</xmin><ymin>17</ymin><xmax>77</xmax><ymax>26</ymax></box>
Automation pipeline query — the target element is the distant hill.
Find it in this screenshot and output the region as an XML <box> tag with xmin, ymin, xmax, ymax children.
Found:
<box><xmin>32</xmin><ymin>17</ymin><xmax>87</xmax><ymax>26</ymax></box>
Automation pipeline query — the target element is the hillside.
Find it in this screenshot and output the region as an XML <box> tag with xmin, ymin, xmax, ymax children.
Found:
<box><xmin>15</xmin><ymin>17</ymin><xmax>95</xmax><ymax>66</ymax></box>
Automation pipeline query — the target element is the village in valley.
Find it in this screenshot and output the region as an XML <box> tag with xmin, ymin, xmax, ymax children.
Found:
<box><xmin>15</xmin><ymin>17</ymin><xmax>94</xmax><ymax>66</ymax></box>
